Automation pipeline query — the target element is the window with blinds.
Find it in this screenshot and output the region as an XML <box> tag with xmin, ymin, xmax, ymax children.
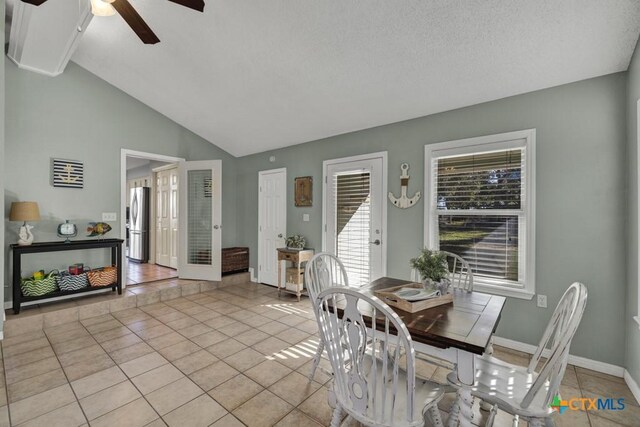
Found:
<box><xmin>436</xmin><ymin>149</ymin><xmax>523</xmax><ymax>282</ymax></box>
<box><xmin>425</xmin><ymin>130</ymin><xmax>535</xmax><ymax>296</ymax></box>
<box><xmin>334</xmin><ymin>172</ymin><xmax>371</xmax><ymax>286</ymax></box>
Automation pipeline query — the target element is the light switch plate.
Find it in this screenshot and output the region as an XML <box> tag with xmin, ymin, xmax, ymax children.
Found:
<box><xmin>102</xmin><ymin>212</ymin><xmax>117</xmax><ymax>222</ymax></box>
<box><xmin>303</xmin><ymin>214</ymin><xmax>310</xmax><ymax>222</ymax></box>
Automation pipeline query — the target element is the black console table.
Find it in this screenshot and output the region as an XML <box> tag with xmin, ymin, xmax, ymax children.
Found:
<box><xmin>11</xmin><ymin>239</ymin><xmax>124</xmax><ymax>314</ymax></box>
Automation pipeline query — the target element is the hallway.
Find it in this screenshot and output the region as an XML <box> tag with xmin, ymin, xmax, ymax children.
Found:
<box><xmin>127</xmin><ymin>263</ymin><xmax>178</xmax><ymax>286</ymax></box>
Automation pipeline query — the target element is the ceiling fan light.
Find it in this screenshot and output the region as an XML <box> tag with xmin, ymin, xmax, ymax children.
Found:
<box><xmin>90</xmin><ymin>0</ymin><xmax>116</xmax><ymax>16</ymax></box>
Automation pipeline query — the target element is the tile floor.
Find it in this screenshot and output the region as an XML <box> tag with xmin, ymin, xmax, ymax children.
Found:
<box><xmin>0</xmin><ymin>281</ymin><xmax>637</xmax><ymax>426</ymax></box>
<box><xmin>127</xmin><ymin>263</ymin><xmax>178</xmax><ymax>286</ymax></box>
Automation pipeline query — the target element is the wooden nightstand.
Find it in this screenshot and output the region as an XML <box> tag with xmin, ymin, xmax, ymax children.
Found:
<box><xmin>277</xmin><ymin>248</ymin><xmax>314</xmax><ymax>301</ymax></box>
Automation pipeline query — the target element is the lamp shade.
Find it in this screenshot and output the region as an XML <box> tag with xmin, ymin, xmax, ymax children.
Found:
<box><xmin>90</xmin><ymin>0</ymin><xmax>116</xmax><ymax>16</ymax></box>
<box><xmin>9</xmin><ymin>202</ymin><xmax>41</xmax><ymax>222</ymax></box>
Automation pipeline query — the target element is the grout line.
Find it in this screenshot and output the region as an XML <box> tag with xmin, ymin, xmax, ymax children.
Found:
<box><xmin>39</xmin><ymin>329</ymin><xmax>91</xmax><ymax>426</ymax></box>
<box><xmin>0</xmin><ymin>349</ymin><xmax>13</xmax><ymax>427</ymax></box>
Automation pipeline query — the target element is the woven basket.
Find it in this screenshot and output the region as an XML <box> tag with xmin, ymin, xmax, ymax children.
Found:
<box><xmin>21</xmin><ymin>271</ymin><xmax>59</xmax><ymax>297</ymax></box>
<box><xmin>87</xmin><ymin>266</ymin><xmax>117</xmax><ymax>287</ymax></box>
<box><xmin>57</xmin><ymin>272</ymin><xmax>88</xmax><ymax>291</ymax></box>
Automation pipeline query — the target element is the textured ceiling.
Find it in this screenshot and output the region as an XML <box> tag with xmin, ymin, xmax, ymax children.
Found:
<box><xmin>71</xmin><ymin>0</ymin><xmax>640</xmax><ymax>157</ymax></box>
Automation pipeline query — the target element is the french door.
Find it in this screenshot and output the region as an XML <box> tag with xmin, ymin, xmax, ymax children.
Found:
<box><xmin>178</xmin><ymin>160</ymin><xmax>222</xmax><ymax>281</ymax></box>
<box><xmin>323</xmin><ymin>152</ymin><xmax>387</xmax><ymax>286</ymax></box>
<box><xmin>258</xmin><ymin>168</ymin><xmax>287</xmax><ymax>286</ymax></box>
<box><xmin>156</xmin><ymin>166</ymin><xmax>178</xmax><ymax>269</ymax></box>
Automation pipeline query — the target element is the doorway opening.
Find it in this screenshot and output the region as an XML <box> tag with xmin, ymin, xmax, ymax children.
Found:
<box><xmin>121</xmin><ymin>150</ymin><xmax>184</xmax><ymax>287</ymax></box>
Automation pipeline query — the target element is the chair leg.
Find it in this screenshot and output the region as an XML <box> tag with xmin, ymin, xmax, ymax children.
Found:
<box><xmin>485</xmin><ymin>404</ymin><xmax>498</xmax><ymax>427</ymax></box>
<box><xmin>424</xmin><ymin>405</ymin><xmax>444</xmax><ymax>427</ymax></box>
<box><xmin>528</xmin><ymin>418</ymin><xmax>546</xmax><ymax>427</ymax></box>
<box><xmin>330</xmin><ymin>405</ymin><xmax>343</xmax><ymax>427</ymax></box>
<box><xmin>309</xmin><ymin>339</ymin><xmax>325</xmax><ymax>381</ymax></box>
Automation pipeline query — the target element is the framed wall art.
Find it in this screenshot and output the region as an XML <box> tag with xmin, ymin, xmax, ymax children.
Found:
<box><xmin>52</xmin><ymin>158</ymin><xmax>84</xmax><ymax>189</ymax></box>
<box><xmin>294</xmin><ymin>176</ymin><xmax>313</xmax><ymax>207</ymax></box>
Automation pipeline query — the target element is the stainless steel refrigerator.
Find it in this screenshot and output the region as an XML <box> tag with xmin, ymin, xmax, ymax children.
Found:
<box><xmin>129</xmin><ymin>187</ymin><xmax>150</xmax><ymax>263</ymax></box>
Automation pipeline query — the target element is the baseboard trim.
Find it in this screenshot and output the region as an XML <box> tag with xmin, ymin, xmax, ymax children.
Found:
<box><xmin>492</xmin><ymin>336</ymin><xmax>625</xmax><ymax>377</ymax></box>
<box><xmin>249</xmin><ymin>268</ymin><xmax>257</xmax><ymax>283</ymax></box>
<box><xmin>624</xmin><ymin>370</ymin><xmax>640</xmax><ymax>406</ymax></box>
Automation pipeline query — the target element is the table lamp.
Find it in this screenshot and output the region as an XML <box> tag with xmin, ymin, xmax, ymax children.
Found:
<box><xmin>9</xmin><ymin>202</ymin><xmax>41</xmax><ymax>246</ymax></box>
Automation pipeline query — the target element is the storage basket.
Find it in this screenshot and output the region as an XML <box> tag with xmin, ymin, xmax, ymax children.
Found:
<box><xmin>221</xmin><ymin>247</ymin><xmax>249</xmax><ymax>275</ymax></box>
<box><xmin>87</xmin><ymin>266</ymin><xmax>117</xmax><ymax>287</ymax></box>
<box><xmin>57</xmin><ymin>272</ymin><xmax>88</xmax><ymax>291</ymax></box>
<box><xmin>21</xmin><ymin>270</ymin><xmax>59</xmax><ymax>297</ymax></box>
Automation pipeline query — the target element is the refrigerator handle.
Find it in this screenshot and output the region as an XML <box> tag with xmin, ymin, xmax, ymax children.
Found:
<box><xmin>131</xmin><ymin>191</ymin><xmax>139</xmax><ymax>227</ymax></box>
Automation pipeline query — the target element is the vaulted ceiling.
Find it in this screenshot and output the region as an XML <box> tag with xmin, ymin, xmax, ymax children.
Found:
<box><xmin>21</xmin><ymin>1</ymin><xmax>640</xmax><ymax>156</ymax></box>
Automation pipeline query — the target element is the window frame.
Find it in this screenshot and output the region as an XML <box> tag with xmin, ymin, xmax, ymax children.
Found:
<box><xmin>424</xmin><ymin>129</ymin><xmax>536</xmax><ymax>300</ymax></box>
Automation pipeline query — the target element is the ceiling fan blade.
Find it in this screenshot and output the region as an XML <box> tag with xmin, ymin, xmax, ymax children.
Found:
<box><xmin>111</xmin><ymin>0</ymin><xmax>160</xmax><ymax>44</ymax></box>
<box><xmin>167</xmin><ymin>0</ymin><xmax>205</xmax><ymax>12</ymax></box>
<box><xmin>21</xmin><ymin>0</ymin><xmax>48</xmax><ymax>5</ymax></box>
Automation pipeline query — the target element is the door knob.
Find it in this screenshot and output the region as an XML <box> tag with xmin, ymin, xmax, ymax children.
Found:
<box><xmin>278</xmin><ymin>234</ymin><xmax>283</xmax><ymax>238</ymax></box>
<box><xmin>214</xmin><ymin>225</ymin><xmax>220</xmax><ymax>230</ymax></box>
<box><xmin>370</xmin><ymin>239</ymin><xmax>381</xmax><ymax>245</ymax></box>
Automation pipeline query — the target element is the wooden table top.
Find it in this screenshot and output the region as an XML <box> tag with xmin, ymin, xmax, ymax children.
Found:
<box><xmin>335</xmin><ymin>277</ymin><xmax>506</xmax><ymax>355</ymax></box>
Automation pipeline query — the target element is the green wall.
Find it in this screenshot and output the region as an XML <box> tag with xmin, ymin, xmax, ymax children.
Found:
<box><xmin>237</xmin><ymin>73</ymin><xmax>628</xmax><ymax>366</ymax></box>
<box><xmin>3</xmin><ymin>60</ymin><xmax>237</xmax><ymax>299</ymax></box>
<box><xmin>626</xmin><ymin>40</ymin><xmax>640</xmax><ymax>386</ymax></box>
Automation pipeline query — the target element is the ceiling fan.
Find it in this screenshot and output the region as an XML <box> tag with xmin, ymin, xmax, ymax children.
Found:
<box><xmin>20</xmin><ymin>0</ymin><xmax>205</xmax><ymax>44</ymax></box>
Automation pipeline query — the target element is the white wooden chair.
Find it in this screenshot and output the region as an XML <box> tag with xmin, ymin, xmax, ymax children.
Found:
<box><xmin>410</xmin><ymin>250</ymin><xmax>473</xmax><ymax>292</ymax></box>
<box><xmin>446</xmin><ymin>282</ymin><xmax>588</xmax><ymax>427</ymax></box>
<box><xmin>314</xmin><ymin>287</ymin><xmax>445</xmax><ymax>427</ymax></box>
<box><xmin>305</xmin><ymin>252</ymin><xmax>349</xmax><ymax>381</ymax></box>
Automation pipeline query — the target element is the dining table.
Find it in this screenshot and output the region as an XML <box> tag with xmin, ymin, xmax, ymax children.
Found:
<box><xmin>338</xmin><ymin>277</ymin><xmax>507</xmax><ymax>427</ymax></box>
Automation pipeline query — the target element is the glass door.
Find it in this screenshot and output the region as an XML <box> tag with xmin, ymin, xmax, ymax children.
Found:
<box><xmin>178</xmin><ymin>160</ymin><xmax>222</xmax><ymax>280</ymax></box>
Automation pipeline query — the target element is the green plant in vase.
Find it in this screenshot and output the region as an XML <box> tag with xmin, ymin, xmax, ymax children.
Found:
<box><xmin>409</xmin><ymin>248</ymin><xmax>450</xmax><ymax>293</ymax></box>
<box><xmin>285</xmin><ymin>234</ymin><xmax>306</xmax><ymax>249</ymax></box>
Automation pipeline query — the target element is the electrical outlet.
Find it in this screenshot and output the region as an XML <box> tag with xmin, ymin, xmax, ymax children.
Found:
<box><xmin>537</xmin><ymin>294</ymin><xmax>547</xmax><ymax>308</ymax></box>
<box><xmin>303</xmin><ymin>214</ymin><xmax>310</xmax><ymax>222</ymax></box>
<box><xmin>102</xmin><ymin>212</ymin><xmax>117</xmax><ymax>222</ymax></box>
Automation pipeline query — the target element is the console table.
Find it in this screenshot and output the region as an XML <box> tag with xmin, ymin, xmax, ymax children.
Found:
<box><xmin>277</xmin><ymin>248</ymin><xmax>314</xmax><ymax>301</ymax></box>
<box><xmin>11</xmin><ymin>239</ymin><xmax>124</xmax><ymax>314</ymax></box>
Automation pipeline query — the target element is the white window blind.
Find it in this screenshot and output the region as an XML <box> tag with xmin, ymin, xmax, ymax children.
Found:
<box><xmin>187</xmin><ymin>170</ymin><xmax>212</xmax><ymax>265</ymax></box>
<box><xmin>334</xmin><ymin>172</ymin><xmax>371</xmax><ymax>286</ymax></box>
<box><xmin>425</xmin><ymin>130</ymin><xmax>536</xmax><ymax>298</ymax></box>
<box><xmin>435</xmin><ymin>149</ymin><xmax>524</xmax><ymax>282</ymax></box>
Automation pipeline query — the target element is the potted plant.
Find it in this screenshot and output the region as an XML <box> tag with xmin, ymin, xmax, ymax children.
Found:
<box><xmin>285</xmin><ymin>234</ymin><xmax>306</xmax><ymax>250</ymax></box>
<box><xmin>409</xmin><ymin>248</ymin><xmax>450</xmax><ymax>293</ymax></box>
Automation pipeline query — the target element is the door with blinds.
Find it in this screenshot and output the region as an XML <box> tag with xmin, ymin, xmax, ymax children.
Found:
<box><xmin>178</xmin><ymin>160</ymin><xmax>222</xmax><ymax>281</ymax></box>
<box><xmin>324</xmin><ymin>153</ymin><xmax>387</xmax><ymax>287</ymax></box>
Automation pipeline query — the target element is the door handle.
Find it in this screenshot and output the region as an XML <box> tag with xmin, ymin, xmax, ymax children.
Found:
<box><xmin>278</xmin><ymin>234</ymin><xmax>283</xmax><ymax>238</ymax></box>
<box><xmin>370</xmin><ymin>239</ymin><xmax>381</xmax><ymax>245</ymax></box>
<box><xmin>214</xmin><ymin>225</ymin><xmax>221</xmax><ymax>230</ymax></box>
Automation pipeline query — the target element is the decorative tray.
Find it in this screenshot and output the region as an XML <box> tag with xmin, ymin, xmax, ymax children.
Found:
<box><xmin>374</xmin><ymin>283</ymin><xmax>453</xmax><ymax>313</ymax></box>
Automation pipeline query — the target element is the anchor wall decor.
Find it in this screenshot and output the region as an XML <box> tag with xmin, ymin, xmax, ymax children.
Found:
<box><xmin>388</xmin><ymin>163</ymin><xmax>421</xmax><ymax>209</ymax></box>
<box><xmin>52</xmin><ymin>158</ymin><xmax>84</xmax><ymax>189</ymax></box>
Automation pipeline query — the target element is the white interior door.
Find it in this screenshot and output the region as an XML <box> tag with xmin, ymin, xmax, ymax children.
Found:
<box><xmin>178</xmin><ymin>160</ymin><xmax>222</xmax><ymax>281</ymax></box>
<box><xmin>258</xmin><ymin>168</ymin><xmax>287</xmax><ymax>286</ymax></box>
<box><xmin>169</xmin><ymin>168</ymin><xmax>179</xmax><ymax>269</ymax></box>
<box><xmin>155</xmin><ymin>167</ymin><xmax>179</xmax><ymax>269</ymax></box>
<box><xmin>156</xmin><ymin>170</ymin><xmax>171</xmax><ymax>267</ymax></box>
<box><xmin>323</xmin><ymin>153</ymin><xmax>387</xmax><ymax>286</ymax></box>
